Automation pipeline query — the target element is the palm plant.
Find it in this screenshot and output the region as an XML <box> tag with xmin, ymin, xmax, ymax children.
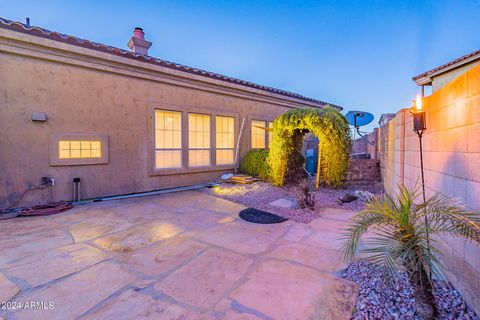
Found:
<box><xmin>342</xmin><ymin>185</ymin><xmax>480</xmax><ymax>320</ymax></box>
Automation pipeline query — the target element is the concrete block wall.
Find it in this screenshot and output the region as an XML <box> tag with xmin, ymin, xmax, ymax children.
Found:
<box><xmin>345</xmin><ymin>159</ymin><xmax>381</xmax><ymax>183</ymax></box>
<box><xmin>376</xmin><ymin>64</ymin><xmax>480</xmax><ymax>313</ymax></box>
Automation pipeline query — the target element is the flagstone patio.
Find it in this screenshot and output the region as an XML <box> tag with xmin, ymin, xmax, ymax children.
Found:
<box><xmin>0</xmin><ymin>190</ymin><xmax>359</xmax><ymax>320</ymax></box>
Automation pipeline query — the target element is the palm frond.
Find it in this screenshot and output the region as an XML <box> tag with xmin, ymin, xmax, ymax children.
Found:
<box><xmin>341</xmin><ymin>210</ymin><xmax>391</xmax><ymax>262</ymax></box>
<box><xmin>341</xmin><ymin>184</ymin><xmax>480</xmax><ymax>285</ymax></box>
<box><xmin>417</xmin><ymin>193</ymin><xmax>480</xmax><ymax>242</ymax></box>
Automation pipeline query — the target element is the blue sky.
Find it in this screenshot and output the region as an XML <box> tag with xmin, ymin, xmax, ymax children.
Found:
<box><xmin>2</xmin><ymin>0</ymin><xmax>479</xmax><ymax>131</ymax></box>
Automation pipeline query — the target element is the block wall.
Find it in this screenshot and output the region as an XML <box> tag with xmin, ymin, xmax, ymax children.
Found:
<box><xmin>377</xmin><ymin>64</ymin><xmax>480</xmax><ymax>312</ymax></box>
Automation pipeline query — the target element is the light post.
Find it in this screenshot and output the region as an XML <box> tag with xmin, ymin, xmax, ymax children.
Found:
<box><xmin>412</xmin><ymin>95</ymin><xmax>427</xmax><ymax>201</ymax></box>
<box><xmin>411</xmin><ymin>94</ymin><xmax>431</xmax><ymax>279</ymax></box>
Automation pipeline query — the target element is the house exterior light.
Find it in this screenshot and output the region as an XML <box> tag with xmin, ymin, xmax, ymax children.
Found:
<box><xmin>411</xmin><ymin>93</ymin><xmax>432</xmax><ymax>280</ymax></box>
<box><xmin>412</xmin><ymin>94</ymin><xmax>426</xmax><ymax>133</ymax></box>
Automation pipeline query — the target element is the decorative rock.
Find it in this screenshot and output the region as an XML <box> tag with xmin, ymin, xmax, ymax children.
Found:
<box><xmin>343</xmin><ymin>262</ymin><xmax>479</xmax><ymax>320</ymax></box>
<box><xmin>269</xmin><ymin>198</ymin><xmax>296</xmax><ymax>208</ymax></box>
<box><xmin>354</xmin><ymin>190</ymin><xmax>375</xmax><ymax>202</ymax></box>
<box><xmin>221</xmin><ymin>173</ymin><xmax>234</xmax><ymax>180</ymax></box>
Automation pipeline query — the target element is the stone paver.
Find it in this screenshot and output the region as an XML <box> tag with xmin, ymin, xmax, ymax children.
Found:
<box><xmin>0</xmin><ymin>190</ymin><xmax>359</xmax><ymax>320</ymax></box>
<box><xmin>193</xmin><ymin>221</ymin><xmax>286</xmax><ymax>254</ymax></box>
<box><xmin>93</xmin><ymin>221</ymin><xmax>183</xmax><ymax>252</ymax></box>
<box><xmin>14</xmin><ymin>262</ymin><xmax>136</xmax><ymax>320</ymax></box>
<box><xmin>80</xmin><ymin>288</ymin><xmax>215</xmax><ymax>320</ymax></box>
<box><xmin>230</xmin><ymin>260</ymin><xmax>358</xmax><ymax>320</ymax></box>
<box><xmin>119</xmin><ymin>236</ymin><xmax>206</xmax><ymax>277</ymax></box>
<box><xmin>268</xmin><ymin>243</ymin><xmax>344</xmax><ymax>273</ymax></box>
<box><xmin>0</xmin><ymin>273</ymin><xmax>19</xmax><ymax>303</ymax></box>
<box><xmin>155</xmin><ymin>248</ymin><xmax>252</xmax><ymax>308</ymax></box>
<box><xmin>4</xmin><ymin>243</ymin><xmax>110</xmax><ymax>287</ymax></box>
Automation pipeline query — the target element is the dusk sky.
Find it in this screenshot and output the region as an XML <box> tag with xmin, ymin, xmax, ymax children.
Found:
<box><xmin>2</xmin><ymin>0</ymin><xmax>479</xmax><ymax>131</ymax></box>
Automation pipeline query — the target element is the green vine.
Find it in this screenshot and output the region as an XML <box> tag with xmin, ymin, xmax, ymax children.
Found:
<box><xmin>268</xmin><ymin>106</ymin><xmax>351</xmax><ymax>187</ymax></box>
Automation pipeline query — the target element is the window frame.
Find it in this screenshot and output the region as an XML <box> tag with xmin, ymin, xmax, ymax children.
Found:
<box><xmin>154</xmin><ymin>109</ymin><xmax>183</xmax><ymax>170</ymax></box>
<box><xmin>188</xmin><ymin>112</ymin><xmax>211</xmax><ymax>168</ymax></box>
<box><xmin>148</xmin><ymin>104</ymin><xmax>239</xmax><ymax>176</ymax></box>
<box><xmin>215</xmin><ymin>115</ymin><xmax>236</xmax><ymax>166</ymax></box>
<box><xmin>49</xmin><ymin>133</ymin><xmax>109</xmax><ymax>166</ymax></box>
<box><xmin>251</xmin><ymin>119</ymin><xmax>267</xmax><ymax>149</ymax></box>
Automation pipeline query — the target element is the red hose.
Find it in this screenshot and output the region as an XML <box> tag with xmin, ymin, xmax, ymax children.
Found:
<box><xmin>18</xmin><ymin>202</ymin><xmax>72</xmax><ymax>217</ymax></box>
<box><xmin>0</xmin><ymin>202</ymin><xmax>73</xmax><ymax>220</ymax></box>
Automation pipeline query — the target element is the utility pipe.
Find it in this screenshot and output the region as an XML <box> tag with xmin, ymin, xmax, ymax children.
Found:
<box><xmin>234</xmin><ymin>118</ymin><xmax>246</xmax><ymax>173</ymax></box>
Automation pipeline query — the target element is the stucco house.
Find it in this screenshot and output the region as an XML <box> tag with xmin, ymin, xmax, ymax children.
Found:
<box><xmin>413</xmin><ymin>48</ymin><xmax>480</xmax><ymax>93</ymax></box>
<box><xmin>0</xmin><ymin>17</ymin><xmax>341</xmax><ymax>208</ymax></box>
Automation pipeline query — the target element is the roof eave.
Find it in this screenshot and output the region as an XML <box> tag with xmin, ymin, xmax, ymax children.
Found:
<box><xmin>413</xmin><ymin>51</ymin><xmax>480</xmax><ymax>86</ymax></box>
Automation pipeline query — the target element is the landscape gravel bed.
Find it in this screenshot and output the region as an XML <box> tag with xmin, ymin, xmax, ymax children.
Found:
<box><xmin>202</xmin><ymin>181</ymin><xmax>373</xmax><ymax>223</ymax></box>
<box><xmin>343</xmin><ymin>261</ymin><xmax>479</xmax><ymax>320</ymax></box>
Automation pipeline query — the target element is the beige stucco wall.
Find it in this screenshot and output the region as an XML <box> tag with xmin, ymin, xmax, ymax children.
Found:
<box><xmin>432</xmin><ymin>60</ymin><xmax>480</xmax><ymax>92</ymax></box>
<box><xmin>378</xmin><ymin>64</ymin><xmax>480</xmax><ymax>312</ymax></box>
<box><xmin>0</xmin><ymin>28</ymin><xmax>322</xmax><ymax>208</ymax></box>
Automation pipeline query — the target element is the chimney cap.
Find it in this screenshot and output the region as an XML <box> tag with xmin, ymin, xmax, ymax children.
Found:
<box><xmin>128</xmin><ymin>27</ymin><xmax>152</xmax><ymax>55</ymax></box>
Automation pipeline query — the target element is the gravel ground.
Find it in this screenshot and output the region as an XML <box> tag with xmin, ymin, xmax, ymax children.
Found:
<box><xmin>343</xmin><ymin>262</ymin><xmax>479</xmax><ymax>320</ymax></box>
<box><xmin>202</xmin><ymin>181</ymin><xmax>376</xmax><ymax>223</ymax></box>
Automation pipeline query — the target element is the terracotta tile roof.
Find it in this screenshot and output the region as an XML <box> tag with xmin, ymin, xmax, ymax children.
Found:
<box><xmin>0</xmin><ymin>17</ymin><xmax>341</xmax><ymax>109</ymax></box>
<box><xmin>412</xmin><ymin>48</ymin><xmax>480</xmax><ymax>82</ymax></box>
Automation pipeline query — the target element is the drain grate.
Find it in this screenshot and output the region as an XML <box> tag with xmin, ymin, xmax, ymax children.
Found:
<box><xmin>239</xmin><ymin>208</ymin><xmax>288</xmax><ymax>224</ymax></box>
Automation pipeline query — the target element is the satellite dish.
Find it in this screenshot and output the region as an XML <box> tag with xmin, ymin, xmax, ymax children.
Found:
<box><xmin>345</xmin><ymin>111</ymin><xmax>374</xmax><ymax>128</ymax></box>
<box><xmin>345</xmin><ymin>111</ymin><xmax>375</xmax><ymax>153</ymax></box>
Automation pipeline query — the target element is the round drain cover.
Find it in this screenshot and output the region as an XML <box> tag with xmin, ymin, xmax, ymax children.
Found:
<box><xmin>239</xmin><ymin>208</ymin><xmax>288</xmax><ymax>224</ymax></box>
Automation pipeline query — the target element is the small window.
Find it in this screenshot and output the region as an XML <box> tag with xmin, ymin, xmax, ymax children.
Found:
<box><xmin>59</xmin><ymin>140</ymin><xmax>102</xmax><ymax>159</ymax></box>
<box><xmin>189</xmin><ymin>113</ymin><xmax>211</xmax><ymax>167</ymax></box>
<box><xmin>50</xmin><ymin>133</ymin><xmax>108</xmax><ymax>166</ymax></box>
<box><xmin>216</xmin><ymin>116</ymin><xmax>235</xmax><ymax>165</ymax></box>
<box><xmin>251</xmin><ymin>120</ymin><xmax>266</xmax><ymax>149</ymax></box>
<box><xmin>155</xmin><ymin>110</ymin><xmax>182</xmax><ymax>169</ymax></box>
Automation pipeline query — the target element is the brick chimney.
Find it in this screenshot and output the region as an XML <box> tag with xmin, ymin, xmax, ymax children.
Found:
<box><xmin>127</xmin><ymin>27</ymin><xmax>152</xmax><ymax>55</ymax></box>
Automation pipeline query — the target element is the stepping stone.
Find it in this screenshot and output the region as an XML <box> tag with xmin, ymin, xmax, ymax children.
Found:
<box><xmin>269</xmin><ymin>198</ymin><xmax>296</xmax><ymax>208</ymax></box>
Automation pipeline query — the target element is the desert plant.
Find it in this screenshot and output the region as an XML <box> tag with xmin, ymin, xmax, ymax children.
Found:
<box><xmin>239</xmin><ymin>149</ymin><xmax>271</xmax><ymax>181</ymax></box>
<box><xmin>342</xmin><ymin>185</ymin><xmax>480</xmax><ymax>320</ymax></box>
<box><xmin>295</xmin><ymin>178</ymin><xmax>316</xmax><ymax>210</ymax></box>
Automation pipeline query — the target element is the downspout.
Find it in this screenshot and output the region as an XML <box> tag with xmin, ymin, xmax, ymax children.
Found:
<box><xmin>234</xmin><ymin>118</ymin><xmax>246</xmax><ymax>174</ymax></box>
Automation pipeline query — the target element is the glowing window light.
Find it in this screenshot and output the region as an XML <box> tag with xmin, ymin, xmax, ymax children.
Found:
<box><xmin>59</xmin><ymin>140</ymin><xmax>102</xmax><ymax>159</ymax></box>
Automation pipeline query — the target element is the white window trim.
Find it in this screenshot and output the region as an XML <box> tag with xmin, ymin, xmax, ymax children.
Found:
<box><xmin>188</xmin><ymin>113</ymin><xmax>211</xmax><ymax>168</ymax></box>
<box><xmin>154</xmin><ymin>109</ymin><xmax>183</xmax><ymax>170</ymax></box>
<box><xmin>215</xmin><ymin>115</ymin><xmax>235</xmax><ymax>166</ymax></box>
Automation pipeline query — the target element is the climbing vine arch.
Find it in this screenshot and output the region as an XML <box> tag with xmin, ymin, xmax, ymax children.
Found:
<box><xmin>268</xmin><ymin>106</ymin><xmax>351</xmax><ymax>187</ymax></box>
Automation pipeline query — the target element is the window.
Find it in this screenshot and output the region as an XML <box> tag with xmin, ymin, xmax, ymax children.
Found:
<box><xmin>188</xmin><ymin>113</ymin><xmax>211</xmax><ymax>167</ymax></box>
<box><xmin>50</xmin><ymin>133</ymin><xmax>109</xmax><ymax>166</ymax></box>
<box><xmin>268</xmin><ymin>121</ymin><xmax>274</xmax><ymax>147</ymax></box>
<box><xmin>251</xmin><ymin>120</ymin><xmax>266</xmax><ymax>149</ymax></box>
<box><xmin>155</xmin><ymin>110</ymin><xmax>182</xmax><ymax>169</ymax></box>
<box><xmin>216</xmin><ymin>116</ymin><xmax>235</xmax><ymax>165</ymax></box>
<box><xmin>59</xmin><ymin>140</ymin><xmax>102</xmax><ymax>159</ymax></box>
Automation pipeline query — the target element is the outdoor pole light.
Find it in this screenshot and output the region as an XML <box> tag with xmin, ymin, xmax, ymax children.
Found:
<box><xmin>411</xmin><ymin>94</ymin><xmax>426</xmax><ymax>200</ymax></box>
<box><xmin>411</xmin><ymin>94</ymin><xmax>431</xmax><ymax>278</ymax></box>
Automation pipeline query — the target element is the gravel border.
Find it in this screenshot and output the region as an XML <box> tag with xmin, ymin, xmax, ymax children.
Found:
<box><xmin>343</xmin><ymin>261</ymin><xmax>479</xmax><ymax>320</ymax></box>
<box><xmin>202</xmin><ymin>181</ymin><xmax>375</xmax><ymax>223</ymax></box>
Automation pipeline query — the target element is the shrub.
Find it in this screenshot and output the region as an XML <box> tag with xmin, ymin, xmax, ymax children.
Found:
<box><xmin>239</xmin><ymin>149</ymin><xmax>271</xmax><ymax>180</ymax></box>
<box><xmin>295</xmin><ymin>178</ymin><xmax>316</xmax><ymax>210</ymax></box>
